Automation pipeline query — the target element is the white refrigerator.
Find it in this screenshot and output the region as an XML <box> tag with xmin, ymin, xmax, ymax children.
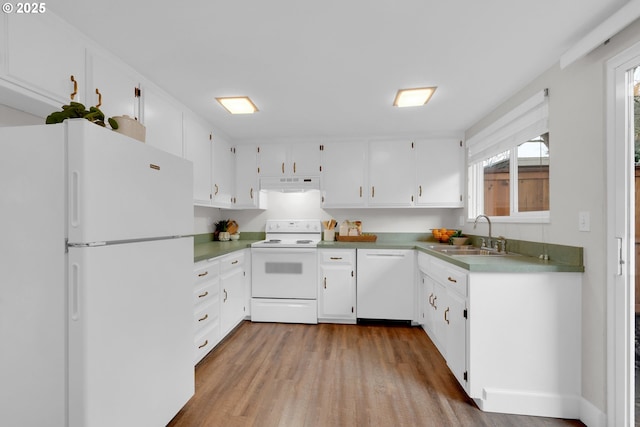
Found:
<box><xmin>0</xmin><ymin>119</ymin><xmax>195</xmax><ymax>427</ymax></box>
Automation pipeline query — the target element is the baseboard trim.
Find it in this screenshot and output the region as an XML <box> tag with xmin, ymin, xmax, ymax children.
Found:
<box><xmin>476</xmin><ymin>388</ymin><xmax>581</xmax><ymax>419</ymax></box>
<box><xmin>579</xmin><ymin>398</ymin><xmax>606</xmax><ymax>427</ymax></box>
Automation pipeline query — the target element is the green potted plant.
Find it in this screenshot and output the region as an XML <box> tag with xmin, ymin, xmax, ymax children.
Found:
<box><xmin>45</xmin><ymin>101</ymin><xmax>119</xmax><ymax>129</ymax></box>
<box><xmin>214</xmin><ymin>219</ymin><xmax>230</xmax><ymax>241</ymax></box>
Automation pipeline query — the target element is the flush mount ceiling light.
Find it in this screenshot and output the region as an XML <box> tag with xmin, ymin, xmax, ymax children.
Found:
<box><xmin>393</xmin><ymin>87</ymin><xmax>437</xmax><ymax>108</ymax></box>
<box><xmin>216</xmin><ymin>96</ymin><xmax>259</xmax><ymax>114</ymax></box>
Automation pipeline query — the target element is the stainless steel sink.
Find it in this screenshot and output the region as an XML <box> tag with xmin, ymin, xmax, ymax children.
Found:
<box><xmin>428</xmin><ymin>245</ymin><xmax>518</xmax><ymax>256</ymax></box>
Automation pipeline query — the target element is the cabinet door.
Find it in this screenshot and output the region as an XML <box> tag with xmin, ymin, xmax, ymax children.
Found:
<box><xmin>258</xmin><ymin>144</ymin><xmax>288</xmax><ymax>176</ymax></box>
<box><xmin>445</xmin><ymin>290</ymin><xmax>467</xmax><ymax>389</ymax></box>
<box><xmin>319</xmin><ymin>264</ymin><xmax>355</xmax><ymax>320</ymax></box>
<box><xmin>368</xmin><ymin>140</ymin><xmax>415</xmax><ymax>206</ymax></box>
<box><xmin>220</xmin><ymin>267</ymin><xmax>245</xmax><ymax>336</ymax></box>
<box><xmin>290</xmin><ymin>142</ymin><xmax>321</xmax><ymax>175</ymax></box>
<box><xmin>416</xmin><ymin>139</ymin><xmax>464</xmax><ymax>207</ymax></box>
<box><xmin>86</xmin><ymin>50</ymin><xmax>140</xmax><ymax>122</ymax></box>
<box><xmin>184</xmin><ymin>115</ymin><xmax>212</xmax><ymax>205</ymax></box>
<box><xmin>234</xmin><ymin>144</ymin><xmax>259</xmax><ymax>208</ymax></box>
<box><xmin>5</xmin><ymin>14</ymin><xmax>86</xmax><ymax>104</ymax></box>
<box><xmin>432</xmin><ymin>281</ymin><xmax>448</xmax><ymax>357</ymax></box>
<box><xmin>321</xmin><ymin>141</ymin><xmax>366</xmax><ymax>208</ymax></box>
<box><xmin>141</xmin><ymin>84</ymin><xmax>183</xmax><ymax>157</ymax></box>
<box><xmin>212</xmin><ymin>135</ymin><xmax>233</xmax><ymax>207</ymax></box>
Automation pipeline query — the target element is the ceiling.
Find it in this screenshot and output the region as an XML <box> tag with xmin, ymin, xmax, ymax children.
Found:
<box><xmin>49</xmin><ymin>0</ymin><xmax>627</xmax><ymax>142</ymax></box>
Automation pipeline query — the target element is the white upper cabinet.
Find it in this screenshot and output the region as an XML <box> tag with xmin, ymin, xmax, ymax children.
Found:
<box><xmin>141</xmin><ymin>84</ymin><xmax>184</xmax><ymax>158</ymax></box>
<box><xmin>415</xmin><ymin>139</ymin><xmax>464</xmax><ymax>207</ymax></box>
<box><xmin>234</xmin><ymin>144</ymin><xmax>260</xmax><ymax>208</ymax></box>
<box><xmin>4</xmin><ymin>13</ymin><xmax>86</xmax><ymax>105</ymax></box>
<box><xmin>368</xmin><ymin>140</ymin><xmax>416</xmax><ymax>207</ymax></box>
<box><xmin>290</xmin><ymin>142</ymin><xmax>321</xmax><ymax>175</ymax></box>
<box><xmin>85</xmin><ymin>50</ymin><xmax>140</xmax><ymax>121</ymax></box>
<box><xmin>258</xmin><ymin>142</ymin><xmax>320</xmax><ymax>176</ymax></box>
<box><xmin>320</xmin><ymin>141</ymin><xmax>366</xmax><ymax>208</ymax></box>
<box><xmin>184</xmin><ymin>114</ymin><xmax>212</xmax><ymax>205</ymax></box>
<box><xmin>212</xmin><ymin>134</ymin><xmax>234</xmax><ymax>208</ymax></box>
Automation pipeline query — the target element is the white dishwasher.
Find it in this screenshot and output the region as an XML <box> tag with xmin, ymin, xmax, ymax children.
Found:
<box><xmin>356</xmin><ymin>249</ymin><xmax>416</xmax><ymax>321</ymax></box>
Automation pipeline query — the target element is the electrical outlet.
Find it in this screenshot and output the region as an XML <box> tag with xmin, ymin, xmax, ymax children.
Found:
<box><xmin>578</xmin><ymin>211</ymin><xmax>590</xmax><ymax>232</ymax></box>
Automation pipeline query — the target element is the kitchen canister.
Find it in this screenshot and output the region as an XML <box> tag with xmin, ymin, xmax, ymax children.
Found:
<box><xmin>111</xmin><ymin>115</ymin><xmax>146</xmax><ymax>143</ymax></box>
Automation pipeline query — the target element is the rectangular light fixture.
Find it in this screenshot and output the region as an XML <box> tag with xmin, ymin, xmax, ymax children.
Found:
<box><xmin>393</xmin><ymin>87</ymin><xmax>437</xmax><ymax>107</ymax></box>
<box><xmin>216</xmin><ymin>96</ymin><xmax>259</xmax><ymax>114</ymax></box>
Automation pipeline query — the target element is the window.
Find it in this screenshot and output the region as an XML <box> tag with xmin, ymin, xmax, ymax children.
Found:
<box><xmin>467</xmin><ymin>90</ymin><xmax>550</xmax><ymax>222</ymax></box>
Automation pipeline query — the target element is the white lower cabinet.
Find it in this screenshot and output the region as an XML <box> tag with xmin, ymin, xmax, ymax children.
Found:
<box><xmin>418</xmin><ymin>251</ymin><xmax>582</xmax><ymax>419</ymax></box>
<box><xmin>219</xmin><ymin>251</ymin><xmax>248</xmax><ymax>336</ymax></box>
<box><xmin>193</xmin><ymin>258</ymin><xmax>221</xmax><ymax>364</ymax></box>
<box><xmin>318</xmin><ymin>249</ymin><xmax>356</xmax><ymax>323</ymax></box>
<box><xmin>193</xmin><ymin>249</ymin><xmax>249</xmax><ymax>365</ymax></box>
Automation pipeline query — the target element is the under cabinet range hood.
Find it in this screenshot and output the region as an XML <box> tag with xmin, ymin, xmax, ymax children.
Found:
<box><xmin>259</xmin><ymin>176</ymin><xmax>320</xmax><ymax>192</ymax></box>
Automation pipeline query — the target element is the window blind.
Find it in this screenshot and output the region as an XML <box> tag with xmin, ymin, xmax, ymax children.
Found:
<box><xmin>467</xmin><ymin>90</ymin><xmax>549</xmax><ymax>163</ymax></box>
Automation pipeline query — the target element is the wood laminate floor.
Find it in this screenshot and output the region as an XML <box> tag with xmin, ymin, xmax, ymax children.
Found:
<box><xmin>168</xmin><ymin>321</ymin><xmax>585</xmax><ymax>427</ymax></box>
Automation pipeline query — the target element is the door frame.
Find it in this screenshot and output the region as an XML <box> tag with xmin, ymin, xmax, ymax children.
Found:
<box><xmin>606</xmin><ymin>42</ymin><xmax>639</xmax><ymax>427</ymax></box>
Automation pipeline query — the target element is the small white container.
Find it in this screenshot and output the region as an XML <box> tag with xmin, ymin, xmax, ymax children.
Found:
<box><xmin>112</xmin><ymin>115</ymin><xmax>146</xmax><ymax>143</ymax></box>
<box><xmin>324</xmin><ymin>230</ymin><xmax>335</xmax><ymax>241</ymax></box>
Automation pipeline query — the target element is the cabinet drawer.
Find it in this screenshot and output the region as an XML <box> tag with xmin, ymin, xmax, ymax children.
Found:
<box><xmin>194</xmin><ymin>301</ymin><xmax>219</xmax><ymax>334</ymax></box>
<box><xmin>220</xmin><ymin>251</ymin><xmax>245</xmax><ymax>273</ymax></box>
<box><xmin>194</xmin><ymin>259</ymin><xmax>220</xmax><ymax>286</ymax></box>
<box><xmin>319</xmin><ymin>250</ymin><xmax>355</xmax><ymax>264</ymax></box>
<box><xmin>417</xmin><ymin>251</ymin><xmax>431</xmax><ymax>273</ymax></box>
<box><xmin>193</xmin><ymin>279</ymin><xmax>219</xmax><ymax>307</ymax></box>
<box><xmin>429</xmin><ymin>257</ymin><xmax>468</xmax><ymax>297</ymax></box>
<box><xmin>194</xmin><ymin>325</ymin><xmax>218</xmax><ymax>364</ymax></box>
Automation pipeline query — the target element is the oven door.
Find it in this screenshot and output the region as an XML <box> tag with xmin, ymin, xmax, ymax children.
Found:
<box><xmin>251</xmin><ymin>247</ymin><xmax>317</xmax><ymax>299</ymax></box>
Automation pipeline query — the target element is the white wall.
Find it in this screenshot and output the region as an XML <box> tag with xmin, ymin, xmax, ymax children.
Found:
<box><xmin>225</xmin><ymin>190</ymin><xmax>463</xmax><ymax>233</ymax></box>
<box><xmin>462</xmin><ymin>19</ymin><xmax>640</xmax><ymax>415</ymax></box>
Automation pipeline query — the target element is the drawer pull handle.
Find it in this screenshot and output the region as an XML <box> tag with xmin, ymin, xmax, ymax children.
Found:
<box><xmin>293</xmin><ymin>162</ymin><xmax>296</xmax><ymax>173</ymax></box>
<box><xmin>433</xmin><ymin>295</ymin><xmax>437</xmax><ymax>310</ymax></box>
<box><xmin>95</xmin><ymin>88</ymin><xmax>102</xmax><ymax>107</ymax></box>
<box><xmin>419</xmin><ymin>185</ymin><xmax>422</xmax><ymax>197</ymax></box>
<box><xmin>323</xmin><ymin>277</ymin><xmax>327</xmax><ymax>289</ymax></box>
<box><xmin>70</xmin><ymin>75</ymin><xmax>78</xmax><ymax>100</ymax></box>
<box><xmin>359</xmin><ymin>186</ymin><xmax>362</xmax><ymax>198</ymax></box>
<box><xmin>444</xmin><ymin>307</ymin><xmax>450</xmax><ymax>324</ymax></box>
<box><xmin>231</xmin><ymin>260</ymin><xmax>239</xmax><ymax>265</ymax></box>
<box><xmin>198</xmin><ymin>271</ymin><xmax>209</xmax><ymax>277</ymax></box>
<box><xmin>250</xmin><ymin>187</ymin><xmax>254</xmax><ymax>199</ymax></box>
<box><xmin>223</xmin><ymin>289</ymin><xmax>228</xmax><ymax>302</ymax></box>
<box><xmin>282</xmin><ymin>162</ymin><xmax>285</xmax><ymax>174</ymax></box>
<box><xmin>198</xmin><ymin>314</ymin><xmax>209</xmax><ymax>322</ymax></box>
<box><xmin>447</xmin><ymin>276</ymin><xmax>457</xmax><ymax>283</ymax></box>
<box><xmin>198</xmin><ymin>291</ymin><xmax>209</xmax><ymax>298</ymax></box>
<box><xmin>198</xmin><ymin>340</ymin><xmax>209</xmax><ymax>349</ymax></box>
<box><xmin>329</xmin><ymin>257</ymin><xmax>343</xmax><ymax>260</ymax></box>
<box><xmin>428</xmin><ymin>293</ymin><xmax>433</xmax><ymax>306</ymax></box>
<box><xmin>214</xmin><ymin>184</ymin><xmax>219</xmax><ymax>195</ymax></box>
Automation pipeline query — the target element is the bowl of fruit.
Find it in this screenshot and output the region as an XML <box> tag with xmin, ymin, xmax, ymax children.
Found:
<box><xmin>432</xmin><ymin>228</ymin><xmax>460</xmax><ymax>243</ymax></box>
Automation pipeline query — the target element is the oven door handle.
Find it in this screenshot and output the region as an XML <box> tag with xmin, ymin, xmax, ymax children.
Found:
<box><xmin>251</xmin><ymin>247</ymin><xmax>318</xmax><ymax>254</ymax></box>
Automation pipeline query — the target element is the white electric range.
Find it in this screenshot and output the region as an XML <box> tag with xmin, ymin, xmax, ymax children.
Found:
<box><xmin>250</xmin><ymin>219</ymin><xmax>321</xmax><ymax>324</ymax></box>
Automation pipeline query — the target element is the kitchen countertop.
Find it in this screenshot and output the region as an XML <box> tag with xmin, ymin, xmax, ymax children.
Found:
<box><xmin>194</xmin><ymin>240</ymin><xmax>259</xmax><ymax>263</ymax></box>
<box><xmin>193</xmin><ymin>233</ymin><xmax>584</xmax><ymax>273</ymax></box>
<box><xmin>317</xmin><ymin>240</ymin><xmax>584</xmax><ymax>273</ymax></box>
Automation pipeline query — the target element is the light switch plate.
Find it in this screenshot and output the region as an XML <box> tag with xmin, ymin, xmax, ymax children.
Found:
<box><xmin>578</xmin><ymin>211</ymin><xmax>590</xmax><ymax>232</ymax></box>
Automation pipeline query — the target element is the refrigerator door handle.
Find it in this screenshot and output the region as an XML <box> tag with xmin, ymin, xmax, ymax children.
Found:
<box><xmin>71</xmin><ymin>262</ymin><xmax>80</xmax><ymax>321</ymax></box>
<box><xmin>71</xmin><ymin>170</ymin><xmax>80</xmax><ymax>228</ymax></box>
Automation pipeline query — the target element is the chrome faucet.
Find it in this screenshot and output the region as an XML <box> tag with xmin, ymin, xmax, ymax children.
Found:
<box><xmin>474</xmin><ymin>214</ymin><xmax>492</xmax><ymax>249</ymax></box>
